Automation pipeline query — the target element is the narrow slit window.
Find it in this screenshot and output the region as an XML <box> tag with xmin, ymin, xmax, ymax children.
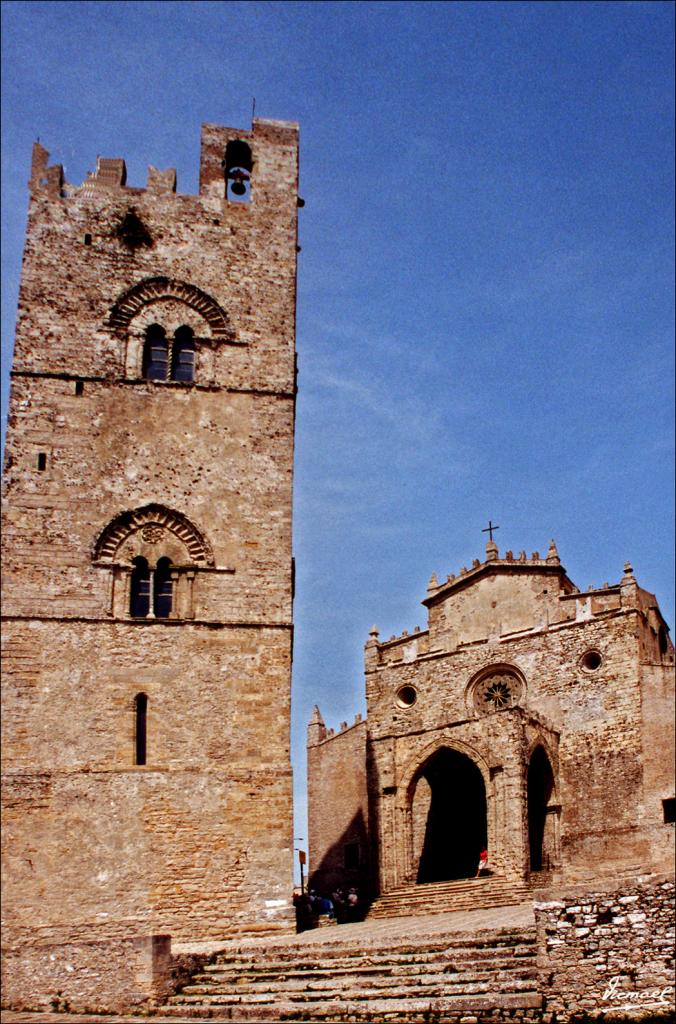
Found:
<box><xmin>84</xmin><ymin>233</ymin><xmax>92</xmax><ymax>246</ymax></box>
<box><xmin>153</xmin><ymin>557</ymin><xmax>173</xmax><ymax>618</ymax></box>
<box><xmin>37</xmin><ymin>453</ymin><xmax>47</xmax><ymax>471</ymax></box>
<box><xmin>130</xmin><ymin>557</ymin><xmax>151</xmax><ymax>618</ymax></box>
<box><xmin>663</xmin><ymin>798</ymin><xmax>676</xmax><ymax>824</ymax></box>
<box><xmin>170</xmin><ymin>326</ymin><xmax>195</xmax><ymax>382</ymax></box>
<box><xmin>142</xmin><ymin>324</ymin><xmax>168</xmax><ymax>380</ymax></box>
<box><xmin>134</xmin><ymin>693</ymin><xmax>148</xmax><ymax>765</ymax></box>
<box><xmin>75</xmin><ymin>380</ymin><xmax>84</xmax><ymax>396</ymax></box>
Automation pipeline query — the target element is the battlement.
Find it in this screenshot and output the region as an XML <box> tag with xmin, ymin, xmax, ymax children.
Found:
<box><xmin>29</xmin><ymin>118</ymin><xmax>300</xmax><ymax>203</ymax></box>
<box><xmin>307</xmin><ymin>706</ymin><xmax>366</xmax><ymax>748</ymax></box>
<box><xmin>364</xmin><ymin>542</ymin><xmax>672</xmax><ymax>668</ymax></box>
<box><xmin>423</xmin><ymin>539</ymin><xmax>571</xmax><ymax>606</ymax></box>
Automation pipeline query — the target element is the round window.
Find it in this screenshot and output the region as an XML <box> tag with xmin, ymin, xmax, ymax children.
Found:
<box><xmin>580</xmin><ymin>650</ymin><xmax>603</xmax><ymax>672</ymax></box>
<box><xmin>396</xmin><ymin>685</ymin><xmax>418</xmax><ymax>708</ymax></box>
<box><xmin>472</xmin><ymin>671</ymin><xmax>523</xmax><ymax>714</ymax></box>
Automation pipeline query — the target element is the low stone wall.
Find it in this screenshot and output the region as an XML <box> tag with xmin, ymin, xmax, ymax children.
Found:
<box><xmin>0</xmin><ymin>924</ymin><xmax>173</xmax><ymax>1014</ymax></box>
<box><xmin>534</xmin><ymin>875</ymin><xmax>675</xmax><ymax>1021</ymax></box>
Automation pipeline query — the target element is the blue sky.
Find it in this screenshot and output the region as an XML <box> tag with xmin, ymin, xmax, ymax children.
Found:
<box><xmin>2</xmin><ymin>0</ymin><xmax>674</xmax><ymax>863</ymax></box>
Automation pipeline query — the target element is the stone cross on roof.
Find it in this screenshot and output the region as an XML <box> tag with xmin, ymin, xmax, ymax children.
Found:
<box><xmin>482</xmin><ymin>520</ymin><xmax>500</xmax><ymax>542</ymax></box>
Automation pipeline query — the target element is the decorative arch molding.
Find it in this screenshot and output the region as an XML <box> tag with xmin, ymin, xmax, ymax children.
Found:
<box><xmin>394</xmin><ymin>736</ymin><xmax>493</xmax><ymax>889</ymax></box>
<box><xmin>109</xmin><ymin>277</ymin><xmax>234</xmax><ymax>341</ymax></box>
<box><xmin>399</xmin><ymin>736</ymin><xmax>492</xmax><ymax>803</ymax></box>
<box><xmin>465</xmin><ymin>661</ymin><xmax>527</xmax><ymax>716</ymax></box>
<box><xmin>93</xmin><ymin>503</ymin><xmax>214</xmax><ymax>566</ymax></box>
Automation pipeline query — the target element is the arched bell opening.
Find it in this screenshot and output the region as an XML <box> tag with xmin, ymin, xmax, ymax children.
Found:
<box><xmin>410</xmin><ymin>747</ymin><xmax>487</xmax><ymax>883</ymax></box>
<box><xmin>527</xmin><ymin>745</ymin><xmax>556</xmax><ymax>872</ymax></box>
<box><xmin>224</xmin><ymin>139</ymin><xmax>253</xmax><ymax>202</ymax></box>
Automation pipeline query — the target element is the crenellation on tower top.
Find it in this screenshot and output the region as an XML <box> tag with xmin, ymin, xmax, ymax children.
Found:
<box><xmin>146</xmin><ymin>165</ymin><xmax>177</xmax><ymax>193</ymax></box>
<box><xmin>29</xmin><ymin>141</ymin><xmax>63</xmax><ymax>196</ymax></box>
<box><xmin>29</xmin><ymin>118</ymin><xmax>300</xmax><ymax>208</ymax></box>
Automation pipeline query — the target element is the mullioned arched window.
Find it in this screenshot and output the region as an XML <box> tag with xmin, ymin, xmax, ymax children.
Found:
<box><xmin>94</xmin><ymin>504</ymin><xmax>213</xmax><ymax>620</ymax></box>
<box><xmin>141</xmin><ymin>324</ymin><xmax>195</xmax><ymax>383</ymax></box>
<box><xmin>110</xmin><ymin>277</ymin><xmax>237</xmax><ymax>385</ymax></box>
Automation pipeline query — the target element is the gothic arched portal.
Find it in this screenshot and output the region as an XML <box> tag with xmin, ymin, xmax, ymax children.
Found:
<box><xmin>527</xmin><ymin>745</ymin><xmax>556</xmax><ymax>871</ymax></box>
<box><xmin>411</xmin><ymin>747</ymin><xmax>487</xmax><ymax>883</ymax></box>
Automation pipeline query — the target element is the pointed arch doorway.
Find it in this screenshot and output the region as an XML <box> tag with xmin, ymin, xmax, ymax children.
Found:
<box><xmin>527</xmin><ymin>745</ymin><xmax>556</xmax><ymax>872</ymax></box>
<box><xmin>410</xmin><ymin>747</ymin><xmax>488</xmax><ymax>883</ymax></box>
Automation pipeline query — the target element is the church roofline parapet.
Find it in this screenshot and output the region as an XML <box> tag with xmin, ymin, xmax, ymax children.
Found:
<box><xmin>423</xmin><ymin>555</ymin><xmax>574</xmax><ymax>607</ymax></box>
<box><xmin>498</xmin><ymin>606</ymin><xmax>634</xmax><ymax>643</ymax></box>
<box><xmin>377</xmin><ymin>626</ymin><xmax>428</xmax><ymax>649</ymax></box>
<box><xmin>367</xmin><ymin>606</ymin><xmax>641</xmax><ymax>672</ymax></box>
<box><xmin>559</xmin><ymin>585</ymin><xmax>621</xmax><ymax>600</ymax></box>
<box><xmin>307</xmin><ymin>710</ymin><xmax>367</xmax><ymax>748</ymax></box>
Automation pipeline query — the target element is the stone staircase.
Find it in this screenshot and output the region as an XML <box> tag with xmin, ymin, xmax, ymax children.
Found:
<box><xmin>367</xmin><ymin>875</ymin><xmax>532</xmax><ymax>919</ymax></box>
<box><xmin>160</xmin><ymin>921</ymin><xmax>542</xmax><ymax>1022</ymax></box>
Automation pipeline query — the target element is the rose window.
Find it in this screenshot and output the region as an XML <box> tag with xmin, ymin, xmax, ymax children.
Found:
<box><xmin>473</xmin><ymin>672</ymin><xmax>523</xmax><ymax>714</ymax></box>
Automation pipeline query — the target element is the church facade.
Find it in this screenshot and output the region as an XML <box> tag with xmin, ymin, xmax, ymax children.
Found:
<box><xmin>1</xmin><ymin>117</ymin><xmax>300</xmax><ymax>989</ymax></box>
<box><xmin>307</xmin><ymin>538</ymin><xmax>675</xmax><ymax>899</ymax></box>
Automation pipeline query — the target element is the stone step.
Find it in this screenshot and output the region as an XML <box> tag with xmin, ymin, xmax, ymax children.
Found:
<box><xmin>159</xmin><ymin>921</ymin><xmax>542</xmax><ymax>1023</ymax></box>
<box><xmin>194</xmin><ymin>954</ymin><xmax>536</xmax><ymax>984</ymax></box>
<box><xmin>204</xmin><ymin>942</ymin><xmax>536</xmax><ymax>973</ymax></box>
<box><xmin>371</xmin><ymin>879</ymin><xmax>529</xmax><ymax>898</ymax></box>
<box><xmin>374</xmin><ymin>874</ymin><xmax>522</xmax><ymax>891</ymax></box>
<box><xmin>159</xmin><ymin>991</ymin><xmax>543</xmax><ymax>1021</ymax></box>
<box><xmin>369</xmin><ymin>896</ymin><xmax>531</xmax><ymax>918</ymax></box>
<box><xmin>209</xmin><ymin>927</ymin><xmax>537</xmax><ymax>962</ymax></box>
<box><xmin>373</xmin><ymin>883</ymin><xmax>530</xmax><ymax>898</ymax></box>
<box><xmin>169</xmin><ymin>975</ymin><xmax>540</xmax><ymax>1006</ymax></box>
<box><xmin>176</xmin><ymin>964</ymin><xmax>538</xmax><ymax>995</ymax></box>
<box><xmin>367</xmin><ymin>880</ymin><xmax>532</xmax><ymax>919</ymax></box>
<box><xmin>369</xmin><ymin>876</ymin><xmax>525</xmax><ymax>894</ymax></box>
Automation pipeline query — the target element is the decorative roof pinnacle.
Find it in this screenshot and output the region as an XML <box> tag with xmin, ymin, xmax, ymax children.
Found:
<box><xmin>546</xmin><ymin>539</ymin><xmax>560</xmax><ymax>565</ymax></box>
<box><xmin>309</xmin><ymin>705</ymin><xmax>324</xmax><ymax>726</ymax></box>
<box><xmin>621</xmin><ymin>561</ymin><xmax>637</xmax><ymax>585</ymax></box>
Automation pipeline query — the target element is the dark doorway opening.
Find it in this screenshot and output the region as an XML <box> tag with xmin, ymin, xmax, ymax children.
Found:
<box><xmin>527</xmin><ymin>745</ymin><xmax>555</xmax><ymax>871</ymax></box>
<box><xmin>413</xmin><ymin>747</ymin><xmax>487</xmax><ymax>883</ymax></box>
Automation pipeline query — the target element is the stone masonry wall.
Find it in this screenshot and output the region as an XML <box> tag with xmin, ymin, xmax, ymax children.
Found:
<box><xmin>1</xmin><ymin>924</ymin><xmax>173</xmax><ymax>1014</ymax></box>
<box><xmin>307</xmin><ymin>717</ymin><xmax>370</xmax><ymax>897</ymax></box>
<box><xmin>2</xmin><ymin>118</ymin><xmax>300</xmax><ymax>999</ymax></box>
<box><xmin>366</xmin><ymin>592</ymin><xmax>672</xmax><ymax>888</ymax></box>
<box><xmin>535</xmin><ymin>875</ymin><xmax>675</xmax><ymax>1021</ymax></box>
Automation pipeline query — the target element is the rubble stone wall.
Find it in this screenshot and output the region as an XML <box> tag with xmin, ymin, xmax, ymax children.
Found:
<box><xmin>0</xmin><ymin>925</ymin><xmax>173</xmax><ymax>1014</ymax></box>
<box><xmin>535</xmin><ymin>875</ymin><xmax>675</xmax><ymax>1021</ymax></box>
<box><xmin>308</xmin><ymin>718</ymin><xmax>370</xmax><ymax>896</ymax></box>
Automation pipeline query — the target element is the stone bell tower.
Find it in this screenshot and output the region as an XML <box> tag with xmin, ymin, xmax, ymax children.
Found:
<box><xmin>1</xmin><ymin>117</ymin><xmax>300</xmax><ymax>980</ymax></box>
